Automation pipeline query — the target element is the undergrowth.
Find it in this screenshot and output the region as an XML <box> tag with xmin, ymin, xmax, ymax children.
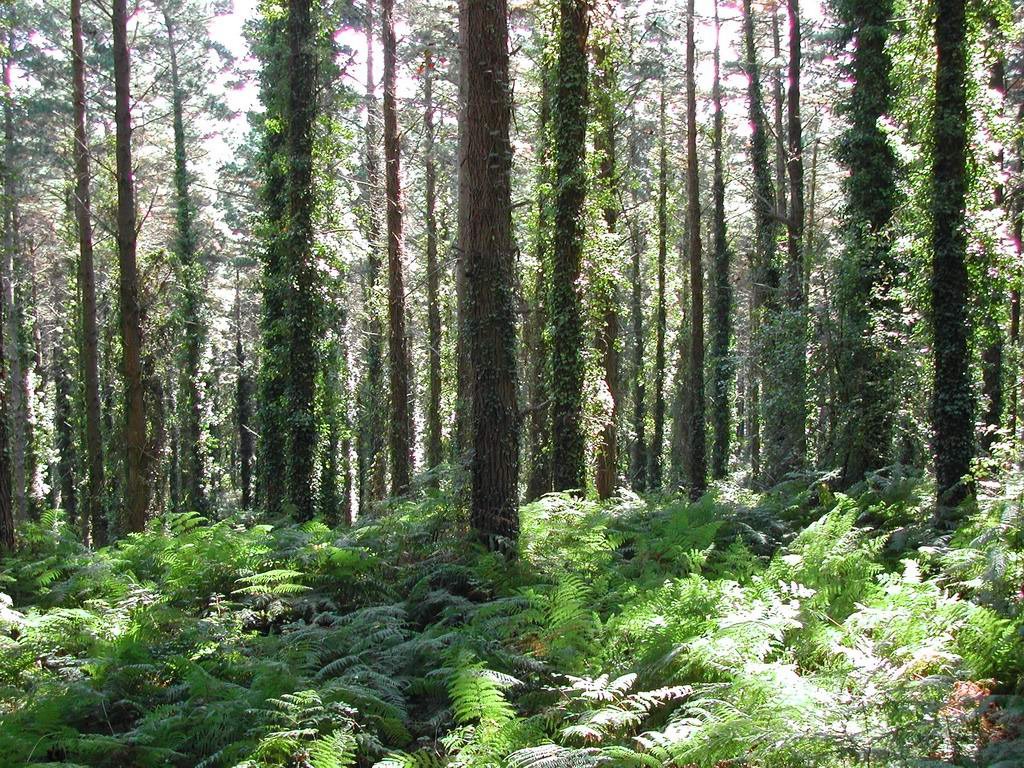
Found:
<box><xmin>0</xmin><ymin>477</ymin><xmax>1021</xmax><ymax>767</ymax></box>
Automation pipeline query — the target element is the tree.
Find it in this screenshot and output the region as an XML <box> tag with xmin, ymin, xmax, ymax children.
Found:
<box><xmin>162</xmin><ymin>2</ymin><xmax>207</xmax><ymax>514</ymax></box>
<box><xmin>550</xmin><ymin>0</ymin><xmax>589</xmax><ymax>493</ymax></box>
<box><xmin>742</xmin><ymin>0</ymin><xmax>779</xmax><ymax>487</ymax></box>
<box><xmin>684</xmin><ymin>0</ymin><xmax>705</xmax><ymax>498</ymax></box>
<box><xmin>112</xmin><ymin>0</ymin><xmax>149</xmax><ymax>533</ymax></box>
<box><xmin>833</xmin><ymin>0</ymin><xmax>900</xmax><ymax>487</ymax></box>
<box><xmin>593</xmin><ymin>9</ymin><xmax>619</xmax><ymax>500</ymax></box>
<box><xmin>931</xmin><ymin>0</ymin><xmax>973</xmax><ymax>515</ymax></box>
<box><xmin>709</xmin><ymin>0</ymin><xmax>732</xmax><ymax>480</ymax></box>
<box><xmin>649</xmin><ymin>77</ymin><xmax>667</xmax><ymax>491</ymax></box>
<box><xmin>423</xmin><ymin>47</ymin><xmax>443</xmax><ymax>480</ymax></box>
<box><xmin>71</xmin><ymin>0</ymin><xmax>105</xmax><ymax>544</ymax></box>
<box><xmin>382</xmin><ymin>0</ymin><xmax>411</xmax><ymax>498</ymax></box>
<box><xmin>459</xmin><ymin>0</ymin><xmax>519</xmax><ymax>551</ymax></box>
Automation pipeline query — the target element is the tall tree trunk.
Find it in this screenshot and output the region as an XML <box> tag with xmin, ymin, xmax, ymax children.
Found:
<box><xmin>382</xmin><ymin>0</ymin><xmax>411</xmax><ymax>497</ymax></box>
<box><xmin>931</xmin><ymin>0</ymin><xmax>973</xmax><ymax>515</ymax></box>
<box><xmin>525</xmin><ymin>57</ymin><xmax>552</xmax><ymax>501</ymax></box>
<box><xmin>550</xmin><ymin>0</ymin><xmax>589</xmax><ymax>494</ymax></box>
<box><xmin>649</xmin><ymin>80</ymin><xmax>667</xmax><ymax>491</ymax></box>
<box><xmin>0</xmin><ymin>294</ymin><xmax>11</xmax><ymax>552</ymax></box>
<box><xmin>54</xmin><ymin>340</ymin><xmax>77</xmax><ymax>527</ymax></box>
<box><xmin>685</xmin><ymin>0</ymin><xmax>706</xmax><ymax>498</ymax></box>
<box><xmin>2</xmin><ymin>51</ymin><xmax>26</xmax><ymax>524</ymax></box>
<box><xmin>459</xmin><ymin>0</ymin><xmax>519</xmax><ymax>551</ymax></box>
<box><xmin>629</xmin><ymin>212</ymin><xmax>647</xmax><ymax>491</ymax></box>
<box><xmin>743</xmin><ymin>0</ymin><xmax>779</xmax><ymax>488</ymax></box>
<box><xmin>357</xmin><ymin>0</ymin><xmax>388</xmax><ymax>513</ymax></box>
<box><xmin>709</xmin><ymin>0</ymin><xmax>732</xmax><ymax>481</ymax></box>
<box><xmin>112</xmin><ymin>0</ymin><xmax>149</xmax><ymax>533</ymax></box>
<box><xmin>282</xmin><ymin>0</ymin><xmax>320</xmax><ymax>522</ymax></box>
<box><xmin>163</xmin><ymin>9</ymin><xmax>206</xmax><ymax>514</ymax></box>
<box><xmin>71</xmin><ymin>0</ymin><xmax>106</xmax><ymax>544</ymax></box>
<box><xmin>594</xmin><ymin>19</ymin><xmax>619</xmax><ymax>500</ymax></box>
<box><xmin>234</xmin><ymin>271</ymin><xmax>253</xmax><ymax>510</ymax></box>
<box><xmin>423</xmin><ymin>49</ymin><xmax>443</xmax><ymax>480</ymax></box>
<box><xmin>782</xmin><ymin>0</ymin><xmax>807</xmax><ymax>471</ymax></box>
<box><xmin>772</xmin><ymin>7</ymin><xmax>787</xmax><ymax>224</ymax></box>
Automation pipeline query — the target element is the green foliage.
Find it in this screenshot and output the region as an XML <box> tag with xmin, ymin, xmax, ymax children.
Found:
<box><xmin>1</xmin><ymin>481</ymin><xmax>1021</xmax><ymax>766</ymax></box>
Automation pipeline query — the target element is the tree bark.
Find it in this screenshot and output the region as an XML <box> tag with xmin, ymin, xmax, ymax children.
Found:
<box><xmin>113</xmin><ymin>0</ymin><xmax>149</xmax><ymax>533</ymax></box>
<box><xmin>709</xmin><ymin>0</ymin><xmax>732</xmax><ymax>481</ymax></box>
<box><xmin>685</xmin><ymin>0</ymin><xmax>706</xmax><ymax>498</ymax></box>
<box><xmin>424</xmin><ymin>49</ymin><xmax>443</xmax><ymax>480</ymax></box>
<box><xmin>550</xmin><ymin>0</ymin><xmax>589</xmax><ymax>494</ymax></box>
<box><xmin>931</xmin><ymin>0</ymin><xmax>974</xmax><ymax>515</ymax></box>
<box><xmin>649</xmin><ymin>79</ymin><xmax>667</xmax><ymax>491</ymax></box>
<box><xmin>382</xmin><ymin>0</ymin><xmax>411</xmax><ymax>497</ymax></box>
<box><xmin>459</xmin><ymin>0</ymin><xmax>520</xmax><ymax>552</ymax></box>
<box><xmin>71</xmin><ymin>0</ymin><xmax>106</xmax><ymax>544</ymax></box>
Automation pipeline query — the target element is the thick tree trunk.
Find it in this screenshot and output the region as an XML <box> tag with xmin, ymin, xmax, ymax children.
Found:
<box><xmin>71</xmin><ymin>0</ymin><xmax>106</xmax><ymax>545</ymax></box>
<box><xmin>459</xmin><ymin>0</ymin><xmax>519</xmax><ymax>552</ymax></box>
<box><xmin>931</xmin><ymin>0</ymin><xmax>974</xmax><ymax>515</ymax></box>
<box><xmin>424</xmin><ymin>49</ymin><xmax>443</xmax><ymax>480</ymax></box>
<box><xmin>550</xmin><ymin>0</ymin><xmax>589</xmax><ymax>494</ymax></box>
<box><xmin>710</xmin><ymin>0</ymin><xmax>732</xmax><ymax>481</ymax></box>
<box><xmin>112</xmin><ymin>0</ymin><xmax>149</xmax><ymax>533</ymax></box>
<box><xmin>163</xmin><ymin>9</ymin><xmax>206</xmax><ymax>514</ymax></box>
<box><xmin>685</xmin><ymin>0</ymin><xmax>706</xmax><ymax>499</ymax></box>
<box><xmin>382</xmin><ymin>0</ymin><xmax>411</xmax><ymax>497</ymax></box>
<box><xmin>649</xmin><ymin>81</ymin><xmax>667</xmax><ymax>491</ymax></box>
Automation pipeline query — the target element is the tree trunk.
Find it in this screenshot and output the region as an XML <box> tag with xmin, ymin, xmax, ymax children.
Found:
<box><xmin>772</xmin><ymin>7</ymin><xmax>787</xmax><ymax>224</ymax></box>
<box><xmin>112</xmin><ymin>0</ymin><xmax>149</xmax><ymax>533</ymax></box>
<box><xmin>594</xmin><ymin>20</ymin><xmax>619</xmax><ymax>500</ymax></box>
<box><xmin>550</xmin><ymin>0</ymin><xmax>589</xmax><ymax>494</ymax></box>
<box><xmin>931</xmin><ymin>0</ymin><xmax>973</xmax><ymax>515</ymax></box>
<box><xmin>163</xmin><ymin>9</ymin><xmax>206</xmax><ymax>514</ymax></box>
<box><xmin>709</xmin><ymin>0</ymin><xmax>732</xmax><ymax>481</ymax></box>
<box><xmin>525</xmin><ymin>57</ymin><xmax>552</xmax><ymax>501</ymax></box>
<box><xmin>459</xmin><ymin>0</ymin><xmax>519</xmax><ymax>552</ymax></box>
<box><xmin>742</xmin><ymin>0</ymin><xmax>779</xmax><ymax>488</ymax></box>
<box><xmin>382</xmin><ymin>0</ymin><xmax>411</xmax><ymax>497</ymax></box>
<box><xmin>234</xmin><ymin>271</ymin><xmax>253</xmax><ymax>510</ymax></box>
<box><xmin>71</xmin><ymin>0</ymin><xmax>106</xmax><ymax>545</ymax></box>
<box><xmin>649</xmin><ymin>80</ymin><xmax>667</xmax><ymax>491</ymax></box>
<box><xmin>782</xmin><ymin>0</ymin><xmax>807</xmax><ymax>471</ymax></box>
<box><xmin>629</xmin><ymin>212</ymin><xmax>647</xmax><ymax>491</ymax></box>
<box><xmin>424</xmin><ymin>49</ymin><xmax>443</xmax><ymax>480</ymax></box>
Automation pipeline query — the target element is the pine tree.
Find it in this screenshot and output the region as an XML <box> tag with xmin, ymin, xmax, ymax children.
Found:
<box><xmin>459</xmin><ymin>0</ymin><xmax>519</xmax><ymax>551</ymax></box>
<box><xmin>550</xmin><ymin>0</ymin><xmax>589</xmax><ymax>493</ymax></box>
<box><xmin>709</xmin><ymin>0</ymin><xmax>732</xmax><ymax>480</ymax></box>
<box><xmin>931</xmin><ymin>0</ymin><xmax>973</xmax><ymax>515</ymax></box>
<box><xmin>70</xmin><ymin>0</ymin><xmax>105</xmax><ymax>544</ymax></box>
<box><xmin>112</xmin><ymin>0</ymin><xmax>149</xmax><ymax>532</ymax></box>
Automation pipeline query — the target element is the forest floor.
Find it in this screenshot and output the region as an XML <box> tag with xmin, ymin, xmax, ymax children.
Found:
<box><xmin>1</xmin><ymin>470</ymin><xmax>1022</xmax><ymax>767</ymax></box>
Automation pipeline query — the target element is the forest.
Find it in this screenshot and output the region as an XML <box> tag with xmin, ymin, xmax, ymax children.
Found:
<box><xmin>0</xmin><ymin>0</ymin><xmax>1023</xmax><ymax>764</ymax></box>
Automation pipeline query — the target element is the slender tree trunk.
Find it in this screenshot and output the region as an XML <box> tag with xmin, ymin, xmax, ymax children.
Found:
<box><xmin>743</xmin><ymin>0</ymin><xmax>779</xmax><ymax>488</ymax></box>
<box><xmin>525</xmin><ymin>59</ymin><xmax>552</xmax><ymax>501</ymax></box>
<box><xmin>931</xmin><ymin>0</ymin><xmax>973</xmax><ymax>515</ymax></box>
<box><xmin>594</xmin><ymin>20</ymin><xmax>619</xmax><ymax>500</ymax></box>
<box><xmin>649</xmin><ymin>80</ymin><xmax>667</xmax><ymax>491</ymax></box>
<box><xmin>112</xmin><ymin>0</ymin><xmax>149</xmax><ymax>533</ymax></box>
<box><xmin>710</xmin><ymin>0</ymin><xmax>732</xmax><ymax>481</ymax></box>
<box><xmin>550</xmin><ymin>0</ymin><xmax>589</xmax><ymax>494</ymax></box>
<box><xmin>234</xmin><ymin>272</ymin><xmax>253</xmax><ymax>510</ymax></box>
<box><xmin>629</xmin><ymin>213</ymin><xmax>647</xmax><ymax>491</ymax></box>
<box><xmin>459</xmin><ymin>0</ymin><xmax>519</xmax><ymax>551</ymax></box>
<box><xmin>0</xmin><ymin>295</ymin><xmax>11</xmax><ymax>552</ymax></box>
<box><xmin>163</xmin><ymin>9</ymin><xmax>206</xmax><ymax>513</ymax></box>
<box><xmin>772</xmin><ymin>7</ymin><xmax>787</xmax><ymax>224</ymax></box>
<box><xmin>782</xmin><ymin>0</ymin><xmax>807</xmax><ymax>471</ymax></box>
<box><xmin>424</xmin><ymin>49</ymin><xmax>443</xmax><ymax>480</ymax></box>
<box><xmin>1</xmin><ymin>51</ymin><xmax>26</xmax><ymax>524</ymax></box>
<box><xmin>685</xmin><ymin>0</ymin><xmax>706</xmax><ymax>498</ymax></box>
<box><xmin>71</xmin><ymin>0</ymin><xmax>106</xmax><ymax>544</ymax></box>
<box><xmin>54</xmin><ymin>341</ymin><xmax>77</xmax><ymax>527</ymax></box>
<box><xmin>382</xmin><ymin>0</ymin><xmax>411</xmax><ymax>497</ymax></box>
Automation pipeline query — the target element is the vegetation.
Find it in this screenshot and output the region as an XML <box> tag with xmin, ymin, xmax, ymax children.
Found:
<box><xmin>1</xmin><ymin>0</ymin><xmax>1023</xmax><ymax>764</ymax></box>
